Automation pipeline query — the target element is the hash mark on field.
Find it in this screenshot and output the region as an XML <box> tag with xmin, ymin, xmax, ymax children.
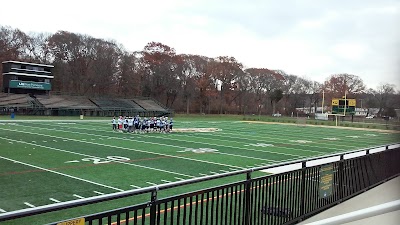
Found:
<box><xmin>199</xmin><ymin>173</ymin><xmax>208</xmax><ymax>176</ymax></box>
<box><xmin>130</xmin><ymin>185</ymin><xmax>141</xmax><ymax>189</ymax></box>
<box><xmin>0</xmin><ymin>208</ymin><xmax>6</xmax><ymax>213</ymax></box>
<box><xmin>24</xmin><ymin>202</ymin><xmax>35</xmax><ymax>208</ymax></box>
<box><xmin>229</xmin><ymin>168</ymin><xmax>237</xmax><ymax>170</ymax></box>
<box><xmin>210</xmin><ymin>171</ymin><xmax>218</xmax><ymax>174</ymax></box>
<box><xmin>146</xmin><ymin>182</ymin><xmax>157</xmax><ymax>186</ymax></box>
<box><xmin>220</xmin><ymin>170</ymin><xmax>229</xmax><ymax>173</ymax></box>
<box><xmin>161</xmin><ymin>179</ymin><xmax>171</xmax><ymax>183</ymax></box>
<box><xmin>49</xmin><ymin>198</ymin><xmax>61</xmax><ymax>203</ymax></box>
<box><xmin>73</xmin><ymin>194</ymin><xmax>85</xmax><ymax>199</ymax></box>
<box><xmin>93</xmin><ymin>191</ymin><xmax>104</xmax><ymax>195</ymax></box>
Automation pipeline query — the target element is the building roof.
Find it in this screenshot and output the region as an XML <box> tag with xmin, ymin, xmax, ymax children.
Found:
<box><xmin>3</xmin><ymin>72</ymin><xmax>54</xmax><ymax>79</ymax></box>
<box><xmin>2</xmin><ymin>60</ymin><xmax>54</xmax><ymax>68</ymax></box>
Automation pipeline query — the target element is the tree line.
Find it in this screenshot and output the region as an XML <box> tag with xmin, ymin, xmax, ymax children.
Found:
<box><xmin>1</xmin><ymin>25</ymin><xmax>399</xmax><ymax>116</ymax></box>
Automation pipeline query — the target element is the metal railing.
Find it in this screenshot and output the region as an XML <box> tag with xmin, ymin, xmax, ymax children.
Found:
<box><xmin>1</xmin><ymin>143</ymin><xmax>399</xmax><ymax>225</ymax></box>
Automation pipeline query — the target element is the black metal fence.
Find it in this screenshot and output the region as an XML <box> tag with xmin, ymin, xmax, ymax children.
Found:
<box><xmin>1</xmin><ymin>143</ymin><xmax>399</xmax><ymax>225</ymax></box>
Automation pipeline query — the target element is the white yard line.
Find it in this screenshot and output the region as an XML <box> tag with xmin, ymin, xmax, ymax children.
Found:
<box><xmin>0</xmin><ymin>155</ymin><xmax>124</xmax><ymax>192</ymax></box>
<box><xmin>161</xmin><ymin>179</ymin><xmax>171</xmax><ymax>183</ymax></box>
<box><xmin>146</xmin><ymin>182</ymin><xmax>157</xmax><ymax>186</ymax></box>
<box><xmin>24</xmin><ymin>123</ymin><xmax>280</xmax><ymax>163</ymax></box>
<box><xmin>220</xmin><ymin>123</ymin><xmax>383</xmax><ymax>148</ymax></box>
<box><xmin>0</xmin><ymin>126</ymin><xmax>242</xmax><ymax>170</ymax></box>
<box><xmin>0</xmin><ymin>208</ymin><xmax>6</xmax><ymax>213</ymax></box>
<box><xmin>130</xmin><ymin>185</ymin><xmax>141</xmax><ymax>189</ymax></box>
<box><xmin>49</xmin><ymin>198</ymin><xmax>61</xmax><ymax>203</ymax></box>
<box><xmin>24</xmin><ymin>202</ymin><xmax>35</xmax><ymax>208</ymax></box>
<box><xmin>93</xmin><ymin>191</ymin><xmax>104</xmax><ymax>195</ymax></box>
<box><xmin>73</xmin><ymin>194</ymin><xmax>85</xmax><ymax>199</ymax></box>
<box><xmin>0</xmin><ymin>135</ymin><xmax>195</xmax><ymax>178</ymax></box>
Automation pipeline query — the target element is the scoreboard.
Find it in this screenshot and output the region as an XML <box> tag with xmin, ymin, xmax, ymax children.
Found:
<box><xmin>332</xmin><ymin>98</ymin><xmax>356</xmax><ymax>115</ymax></box>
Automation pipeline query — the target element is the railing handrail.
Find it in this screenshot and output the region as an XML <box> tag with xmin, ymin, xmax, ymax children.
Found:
<box><xmin>305</xmin><ymin>199</ymin><xmax>400</xmax><ymax>225</ymax></box>
<box><xmin>0</xmin><ymin>142</ymin><xmax>399</xmax><ymax>222</ymax></box>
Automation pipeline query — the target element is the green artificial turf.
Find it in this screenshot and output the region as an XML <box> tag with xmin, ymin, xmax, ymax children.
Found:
<box><xmin>0</xmin><ymin>116</ymin><xmax>399</xmax><ymax>224</ymax></box>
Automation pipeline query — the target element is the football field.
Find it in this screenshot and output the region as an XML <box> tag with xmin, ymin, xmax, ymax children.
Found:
<box><xmin>0</xmin><ymin>117</ymin><xmax>399</xmax><ymax>224</ymax></box>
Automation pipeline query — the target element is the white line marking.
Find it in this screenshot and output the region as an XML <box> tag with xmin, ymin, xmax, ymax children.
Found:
<box><xmin>0</xmin><ymin>155</ymin><xmax>124</xmax><ymax>191</ymax></box>
<box><xmin>49</xmin><ymin>198</ymin><xmax>61</xmax><ymax>203</ymax></box>
<box><xmin>199</xmin><ymin>173</ymin><xmax>208</xmax><ymax>176</ymax></box>
<box><xmin>0</xmin><ymin>135</ymin><xmax>194</xmax><ymax>178</ymax></box>
<box><xmin>210</xmin><ymin>171</ymin><xmax>218</xmax><ymax>174</ymax></box>
<box><xmin>73</xmin><ymin>194</ymin><xmax>85</xmax><ymax>199</ymax></box>
<box><xmin>130</xmin><ymin>185</ymin><xmax>141</xmax><ymax>189</ymax></box>
<box><xmin>24</xmin><ymin>202</ymin><xmax>35</xmax><ymax>208</ymax></box>
<box><xmin>220</xmin><ymin>170</ymin><xmax>229</xmax><ymax>173</ymax></box>
<box><xmin>93</xmin><ymin>191</ymin><xmax>104</xmax><ymax>195</ymax></box>
<box><xmin>14</xmin><ymin>125</ymin><xmax>249</xmax><ymax>167</ymax></box>
<box><xmin>65</xmin><ymin>160</ymin><xmax>80</xmax><ymax>163</ymax></box>
<box><xmin>146</xmin><ymin>182</ymin><xmax>157</xmax><ymax>186</ymax></box>
<box><xmin>0</xmin><ymin>208</ymin><xmax>6</xmax><ymax>213</ymax></box>
<box><xmin>161</xmin><ymin>179</ymin><xmax>171</xmax><ymax>183</ymax></box>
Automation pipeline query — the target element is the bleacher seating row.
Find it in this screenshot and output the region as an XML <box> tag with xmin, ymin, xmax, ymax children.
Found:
<box><xmin>0</xmin><ymin>93</ymin><xmax>170</xmax><ymax>114</ymax></box>
<box><xmin>0</xmin><ymin>93</ymin><xmax>32</xmax><ymax>107</ymax></box>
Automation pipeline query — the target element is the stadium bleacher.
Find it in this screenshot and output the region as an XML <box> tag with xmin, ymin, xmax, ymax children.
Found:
<box><xmin>36</xmin><ymin>95</ymin><xmax>98</xmax><ymax>109</ymax></box>
<box><xmin>0</xmin><ymin>93</ymin><xmax>32</xmax><ymax>107</ymax></box>
<box><xmin>0</xmin><ymin>93</ymin><xmax>171</xmax><ymax>116</ymax></box>
<box><xmin>90</xmin><ymin>98</ymin><xmax>144</xmax><ymax>111</ymax></box>
<box><xmin>132</xmin><ymin>98</ymin><xmax>168</xmax><ymax>112</ymax></box>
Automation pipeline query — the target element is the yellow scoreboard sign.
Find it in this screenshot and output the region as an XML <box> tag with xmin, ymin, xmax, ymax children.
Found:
<box><xmin>331</xmin><ymin>98</ymin><xmax>356</xmax><ymax>106</ymax></box>
<box><xmin>332</xmin><ymin>98</ymin><xmax>356</xmax><ymax>114</ymax></box>
<box><xmin>348</xmin><ymin>99</ymin><xmax>356</xmax><ymax>106</ymax></box>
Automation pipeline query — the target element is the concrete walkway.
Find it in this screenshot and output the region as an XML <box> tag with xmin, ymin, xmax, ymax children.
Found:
<box><xmin>300</xmin><ymin>176</ymin><xmax>400</xmax><ymax>225</ymax></box>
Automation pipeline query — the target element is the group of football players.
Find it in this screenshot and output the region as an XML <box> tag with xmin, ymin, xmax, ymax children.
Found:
<box><xmin>111</xmin><ymin>115</ymin><xmax>173</xmax><ymax>133</ymax></box>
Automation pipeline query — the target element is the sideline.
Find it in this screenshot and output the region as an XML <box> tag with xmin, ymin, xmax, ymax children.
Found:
<box><xmin>243</xmin><ymin>121</ymin><xmax>400</xmax><ymax>133</ymax></box>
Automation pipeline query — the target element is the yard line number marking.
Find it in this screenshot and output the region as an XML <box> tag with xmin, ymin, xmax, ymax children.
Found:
<box><xmin>177</xmin><ymin>148</ymin><xmax>218</xmax><ymax>153</ymax></box>
<box><xmin>244</xmin><ymin>143</ymin><xmax>274</xmax><ymax>147</ymax></box>
<box><xmin>0</xmin><ymin>155</ymin><xmax>124</xmax><ymax>192</ymax></box>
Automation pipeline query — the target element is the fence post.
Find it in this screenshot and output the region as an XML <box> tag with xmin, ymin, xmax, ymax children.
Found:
<box><xmin>244</xmin><ymin>170</ymin><xmax>253</xmax><ymax>225</ymax></box>
<box><xmin>300</xmin><ymin>161</ymin><xmax>307</xmax><ymax>221</ymax></box>
<box><xmin>149</xmin><ymin>187</ymin><xmax>158</xmax><ymax>225</ymax></box>
<box><xmin>338</xmin><ymin>154</ymin><xmax>345</xmax><ymax>202</ymax></box>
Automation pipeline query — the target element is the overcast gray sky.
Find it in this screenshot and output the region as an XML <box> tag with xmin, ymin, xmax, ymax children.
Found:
<box><xmin>1</xmin><ymin>0</ymin><xmax>399</xmax><ymax>90</ymax></box>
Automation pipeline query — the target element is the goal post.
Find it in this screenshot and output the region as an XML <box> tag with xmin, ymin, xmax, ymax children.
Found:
<box><xmin>327</xmin><ymin>113</ymin><xmax>345</xmax><ymax>126</ymax></box>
